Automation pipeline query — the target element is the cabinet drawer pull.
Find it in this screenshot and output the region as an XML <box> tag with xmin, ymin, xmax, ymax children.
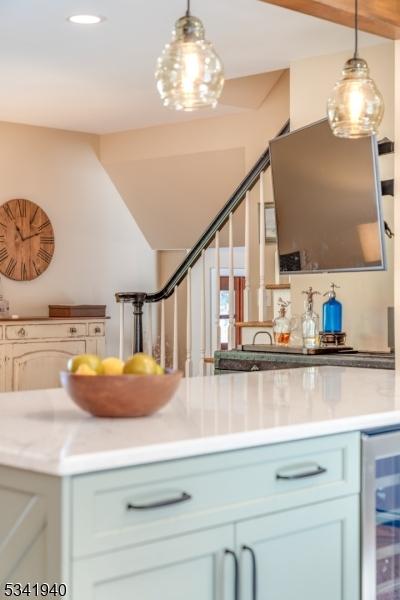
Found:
<box><xmin>126</xmin><ymin>491</ymin><xmax>192</xmax><ymax>511</ymax></box>
<box><xmin>276</xmin><ymin>464</ymin><xmax>327</xmax><ymax>480</ymax></box>
<box><xmin>17</xmin><ymin>327</ymin><xmax>26</xmax><ymax>338</ymax></box>
<box><xmin>224</xmin><ymin>549</ymin><xmax>239</xmax><ymax>600</ymax></box>
<box><xmin>242</xmin><ymin>545</ymin><xmax>257</xmax><ymax>600</ymax></box>
<box><xmin>94</xmin><ymin>326</ymin><xmax>101</xmax><ymax>334</ymax></box>
<box><xmin>69</xmin><ymin>327</ymin><xmax>77</xmax><ymax>334</ymax></box>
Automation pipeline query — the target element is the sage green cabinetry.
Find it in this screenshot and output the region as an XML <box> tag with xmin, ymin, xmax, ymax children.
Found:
<box><xmin>0</xmin><ymin>432</ymin><xmax>361</xmax><ymax>600</ymax></box>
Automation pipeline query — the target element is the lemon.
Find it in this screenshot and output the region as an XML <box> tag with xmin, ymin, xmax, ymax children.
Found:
<box><xmin>154</xmin><ymin>364</ymin><xmax>165</xmax><ymax>375</ymax></box>
<box><xmin>75</xmin><ymin>364</ymin><xmax>97</xmax><ymax>376</ymax></box>
<box><xmin>68</xmin><ymin>354</ymin><xmax>103</xmax><ymax>374</ymax></box>
<box><xmin>123</xmin><ymin>352</ymin><xmax>157</xmax><ymax>375</ymax></box>
<box><xmin>102</xmin><ymin>357</ymin><xmax>125</xmax><ymax>376</ymax></box>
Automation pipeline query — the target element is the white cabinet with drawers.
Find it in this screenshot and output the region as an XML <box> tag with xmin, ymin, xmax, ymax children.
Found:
<box><xmin>0</xmin><ymin>318</ymin><xmax>107</xmax><ymax>392</ymax></box>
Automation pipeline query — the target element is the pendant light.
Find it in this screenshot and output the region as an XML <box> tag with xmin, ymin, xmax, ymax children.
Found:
<box><xmin>155</xmin><ymin>0</ymin><xmax>224</xmax><ymax>111</ymax></box>
<box><xmin>327</xmin><ymin>0</ymin><xmax>384</xmax><ymax>138</ymax></box>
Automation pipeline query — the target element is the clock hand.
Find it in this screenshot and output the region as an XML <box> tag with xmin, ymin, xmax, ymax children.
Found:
<box><xmin>15</xmin><ymin>224</ymin><xmax>25</xmax><ymax>241</ymax></box>
<box><xmin>21</xmin><ymin>231</ymin><xmax>41</xmax><ymax>242</ymax></box>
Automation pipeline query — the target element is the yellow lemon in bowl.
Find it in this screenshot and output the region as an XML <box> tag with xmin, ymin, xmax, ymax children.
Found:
<box><xmin>68</xmin><ymin>354</ymin><xmax>103</xmax><ymax>374</ymax></box>
<box><xmin>75</xmin><ymin>364</ymin><xmax>97</xmax><ymax>376</ymax></box>
<box><xmin>123</xmin><ymin>352</ymin><xmax>158</xmax><ymax>375</ymax></box>
<box><xmin>102</xmin><ymin>357</ymin><xmax>125</xmax><ymax>376</ymax></box>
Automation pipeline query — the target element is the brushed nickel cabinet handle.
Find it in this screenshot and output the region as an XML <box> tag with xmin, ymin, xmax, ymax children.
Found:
<box><xmin>126</xmin><ymin>491</ymin><xmax>192</xmax><ymax>510</ymax></box>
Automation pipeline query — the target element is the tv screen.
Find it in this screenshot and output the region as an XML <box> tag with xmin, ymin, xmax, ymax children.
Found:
<box><xmin>269</xmin><ymin>119</ymin><xmax>386</xmax><ymax>274</ymax></box>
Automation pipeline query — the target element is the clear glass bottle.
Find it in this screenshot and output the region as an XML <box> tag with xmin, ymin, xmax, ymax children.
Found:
<box><xmin>301</xmin><ymin>287</ymin><xmax>320</xmax><ymax>349</ymax></box>
<box><xmin>273</xmin><ymin>298</ymin><xmax>291</xmax><ymax>345</ymax></box>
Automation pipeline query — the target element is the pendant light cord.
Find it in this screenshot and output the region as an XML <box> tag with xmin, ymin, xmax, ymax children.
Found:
<box><xmin>186</xmin><ymin>0</ymin><xmax>191</xmax><ymax>17</ymax></box>
<box><xmin>354</xmin><ymin>0</ymin><xmax>359</xmax><ymax>58</ymax></box>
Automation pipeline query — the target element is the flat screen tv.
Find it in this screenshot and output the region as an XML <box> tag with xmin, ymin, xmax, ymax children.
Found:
<box><xmin>269</xmin><ymin>118</ymin><xmax>386</xmax><ymax>274</ymax></box>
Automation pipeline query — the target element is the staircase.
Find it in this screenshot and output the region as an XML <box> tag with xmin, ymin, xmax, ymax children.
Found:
<box><xmin>115</xmin><ymin>128</ymin><xmax>394</xmax><ymax>376</ymax></box>
<box><xmin>116</xmin><ymin>119</ymin><xmax>290</xmax><ymax>375</ymax></box>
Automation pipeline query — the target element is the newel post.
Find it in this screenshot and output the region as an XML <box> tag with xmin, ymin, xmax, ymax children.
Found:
<box><xmin>131</xmin><ymin>293</ymin><xmax>147</xmax><ymax>354</ymax></box>
<box><xmin>115</xmin><ymin>292</ymin><xmax>147</xmax><ymax>356</ymax></box>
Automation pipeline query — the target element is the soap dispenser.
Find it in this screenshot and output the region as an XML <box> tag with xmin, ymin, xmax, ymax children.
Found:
<box><xmin>322</xmin><ymin>283</ymin><xmax>342</xmax><ymax>333</ymax></box>
<box><xmin>301</xmin><ymin>287</ymin><xmax>320</xmax><ymax>349</ymax></box>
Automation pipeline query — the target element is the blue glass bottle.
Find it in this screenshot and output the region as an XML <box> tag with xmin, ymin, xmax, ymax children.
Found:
<box><xmin>323</xmin><ymin>283</ymin><xmax>342</xmax><ymax>333</ymax></box>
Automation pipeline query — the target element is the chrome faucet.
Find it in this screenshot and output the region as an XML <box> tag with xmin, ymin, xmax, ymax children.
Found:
<box><xmin>252</xmin><ymin>331</ymin><xmax>273</xmax><ymax>345</ymax></box>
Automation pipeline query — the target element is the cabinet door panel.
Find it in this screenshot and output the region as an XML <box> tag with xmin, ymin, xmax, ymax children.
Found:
<box><xmin>237</xmin><ymin>496</ymin><xmax>359</xmax><ymax>600</ymax></box>
<box><xmin>73</xmin><ymin>525</ymin><xmax>234</xmax><ymax>600</ymax></box>
<box><xmin>8</xmin><ymin>341</ymin><xmax>86</xmax><ymax>391</ymax></box>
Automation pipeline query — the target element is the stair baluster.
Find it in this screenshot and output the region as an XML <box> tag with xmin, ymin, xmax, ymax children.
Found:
<box><xmin>160</xmin><ymin>299</ymin><xmax>166</xmax><ymax>368</ymax></box>
<box><xmin>185</xmin><ymin>267</ymin><xmax>193</xmax><ymax>377</ymax></box>
<box><xmin>228</xmin><ymin>213</ymin><xmax>235</xmax><ymax>351</ymax></box>
<box><xmin>214</xmin><ymin>230</ymin><xmax>221</xmax><ymax>353</ymax></box>
<box><xmin>244</xmin><ymin>191</ymin><xmax>251</xmax><ymax>321</ymax></box>
<box><xmin>199</xmin><ymin>249</ymin><xmax>206</xmax><ymax>376</ymax></box>
<box><xmin>173</xmin><ymin>286</ymin><xmax>178</xmax><ymax>371</ymax></box>
<box><xmin>258</xmin><ymin>173</ymin><xmax>265</xmax><ymax>321</ymax></box>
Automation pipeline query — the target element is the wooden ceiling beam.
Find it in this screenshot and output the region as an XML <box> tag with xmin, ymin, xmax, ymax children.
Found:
<box><xmin>259</xmin><ymin>0</ymin><xmax>400</xmax><ymax>39</ymax></box>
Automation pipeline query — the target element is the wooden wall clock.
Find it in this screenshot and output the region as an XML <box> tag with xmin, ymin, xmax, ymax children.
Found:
<box><xmin>0</xmin><ymin>199</ymin><xmax>55</xmax><ymax>281</ymax></box>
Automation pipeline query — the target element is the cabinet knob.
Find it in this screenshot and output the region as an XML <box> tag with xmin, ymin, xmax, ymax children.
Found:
<box><xmin>17</xmin><ymin>327</ymin><xmax>26</xmax><ymax>338</ymax></box>
<box><xmin>69</xmin><ymin>327</ymin><xmax>77</xmax><ymax>334</ymax></box>
<box><xmin>94</xmin><ymin>326</ymin><xmax>101</xmax><ymax>334</ymax></box>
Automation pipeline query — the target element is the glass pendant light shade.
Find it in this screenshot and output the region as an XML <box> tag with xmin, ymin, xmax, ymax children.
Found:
<box><xmin>155</xmin><ymin>14</ymin><xmax>224</xmax><ymax>111</ymax></box>
<box><xmin>327</xmin><ymin>0</ymin><xmax>384</xmax><ymax>138</ymax></box>
<box><xmin>327</xmin><ymin>57</ymin><xmax>384</xmax><ymax>138</ymax></box>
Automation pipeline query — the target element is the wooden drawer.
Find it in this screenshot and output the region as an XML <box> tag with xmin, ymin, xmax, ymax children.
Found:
<box><xmin>5</xmin><ymin>322</ymin><xmax>87</xmax><ymax>340</ymax></box>
<box><xmin>88</xmin><ymin>322</ymin><xmax>105</xmax><ymax>337</ymax></box>
<box><xmin>72</xmin><ymin>432</ymin><xmax>360</xmax><ymax>558</ymax></box>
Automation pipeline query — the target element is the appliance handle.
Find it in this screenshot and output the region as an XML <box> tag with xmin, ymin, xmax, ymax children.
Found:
<box><xmin>276</xmin><ymin>464</ymin><xmax>327</xmax><ymax>480</ymax></box>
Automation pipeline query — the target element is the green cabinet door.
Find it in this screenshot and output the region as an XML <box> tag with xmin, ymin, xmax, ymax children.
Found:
<box><xmin>237</xmin><ymin>496</ymin><xmax>359</xmax><ymax>600</ymax></box>
<box><xmin>72</xmin><ymin>525</ymin><xmax>235</xmax><ymax>600</ymax></box>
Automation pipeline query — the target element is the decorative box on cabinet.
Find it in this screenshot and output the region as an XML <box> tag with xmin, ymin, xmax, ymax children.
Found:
<box><xmin>0</xmin><ymin>317</ymin><xmax>106</xmax><ymax>392</ymax></box>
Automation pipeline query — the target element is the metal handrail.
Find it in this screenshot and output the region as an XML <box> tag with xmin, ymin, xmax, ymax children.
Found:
<box><xmin>116</xmin><ymin>119</ymin><xmax>290</xmax><ymax>305</ymax></box>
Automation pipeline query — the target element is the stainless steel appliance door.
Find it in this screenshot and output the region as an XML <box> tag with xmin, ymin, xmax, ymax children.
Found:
<box><xmin>363</xmin><ymin>431</ymin><xmax>400</xmax><ymax>600</ymax></box>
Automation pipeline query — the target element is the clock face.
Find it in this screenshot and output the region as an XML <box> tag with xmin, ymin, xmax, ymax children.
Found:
<box><xmin>0</xmin><ymin>199</ymin><xmax>55</xmax><ymax>281</ymax></box>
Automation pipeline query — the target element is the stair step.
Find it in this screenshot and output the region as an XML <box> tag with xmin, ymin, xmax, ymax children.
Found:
<box><xmin>235</xmin><ymin>321</ymin><xmax>273</xmax><ymax>328</ymax></box>
<box><xmin>266</xmin><ymin>283</ymin><xmax>291</xmax><ymax>290</ymax></box>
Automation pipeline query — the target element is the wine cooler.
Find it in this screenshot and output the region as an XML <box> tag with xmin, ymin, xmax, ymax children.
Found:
<box><xmin>363</xmin><ymin>429</ymin><xmax>400</xmax><ymax>600</ymax></box>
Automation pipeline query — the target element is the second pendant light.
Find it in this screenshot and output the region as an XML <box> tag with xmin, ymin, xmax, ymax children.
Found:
<box><xmin>327</xmin><ymin>0</ymin><xmax>384</xmax><ymax>138</ymax></box>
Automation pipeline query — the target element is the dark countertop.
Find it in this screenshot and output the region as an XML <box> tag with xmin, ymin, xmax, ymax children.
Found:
<box><xmin>214</xmin><ymin>349</ymin><xmax>395</xmax><ymax>372</ymax></box>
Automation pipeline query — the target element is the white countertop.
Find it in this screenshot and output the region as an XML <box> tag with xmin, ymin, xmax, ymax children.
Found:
<box><xmin>1</xmin><ymin>366</ymin><xmax>400</xmax><ymax>476</ymax></box>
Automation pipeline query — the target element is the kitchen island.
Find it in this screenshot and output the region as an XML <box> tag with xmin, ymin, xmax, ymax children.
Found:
<box><xmin>1</xmin><ymin>366</ymin><xmax>400</xmax><ymax>600</ymax></box>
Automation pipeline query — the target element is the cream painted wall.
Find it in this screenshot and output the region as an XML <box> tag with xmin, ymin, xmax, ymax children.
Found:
<box><xmin>0</xmin><ymin>122</ymin><xmax>156</xmax><ymax>357</ymax></box>
<box><xmin>290</xmin><ymin>43</ymin><xmax>394</xmax><ymax>351</ymax></box>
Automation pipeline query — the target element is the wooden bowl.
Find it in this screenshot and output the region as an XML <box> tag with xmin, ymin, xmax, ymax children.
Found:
<box><xmin>60</xmin><ymin>370</ymin><xmax>183</xmax><ymax>418</ymax></box>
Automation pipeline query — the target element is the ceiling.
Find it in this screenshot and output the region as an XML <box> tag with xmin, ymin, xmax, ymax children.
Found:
<box><xmin>0</xmin><ymin>0</ymin><xmax>384</xmax><ymax>134</ymax></box>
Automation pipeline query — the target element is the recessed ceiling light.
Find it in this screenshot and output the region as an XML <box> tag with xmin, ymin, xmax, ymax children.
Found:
<box><xmin>68</xmin><ymin>14</ymin><xmax>104</xmax><ymax>25</ymax></box>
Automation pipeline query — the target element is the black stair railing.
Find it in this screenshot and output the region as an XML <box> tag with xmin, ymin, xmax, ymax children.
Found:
<box><xmin>116</xmin><ymin>119</ymin><xmax>290</xmax><ymax>353</ymax></box>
